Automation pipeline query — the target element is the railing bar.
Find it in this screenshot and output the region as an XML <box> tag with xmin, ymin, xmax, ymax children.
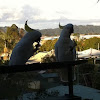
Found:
<box><xmin>0</xmin><ymin>60</ymin><xmax>88</xmax><ymax>74</ymax></box>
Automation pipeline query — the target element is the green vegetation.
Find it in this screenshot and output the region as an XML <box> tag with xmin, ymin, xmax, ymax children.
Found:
<box><xmin>1</xmin><ymin>24</ymin><xmax>100</xmax><ymax>54</ymax></box>
<box><xmin>76</xmin><ymin>37</ymin><xmax>100</xmax><ymax>51</ymax></box>
<box><xmin>6</xmin><ymin>24</ymin><xmax>21</xmax><ymax>50</ymax></box>
<box><xmin>0</xmin><ymin>24</ymin><xmax>25</xmax><ymax>54</ymax></box>
<box><xmin>41</xmin><ymin>54</ymin><xmax>56</xmax><ymax>63</ymax></box>
<box><xmin>83</xmin><ymin>37</ymin><xmax>100</xmax><ymax>50</ymax></box>
<box><xmin>0</xmin><ymin>24</ymin><xmax>25</xmax><ymax>66</ymax></box>
<box><xmin>0</xmin><ymin>24</ymin><xmax>100</xmax><ymax>89</ymax></box>
<box><xmin>40</xmin><ymin>37</ymin><xmax>100</xmax><ymax>52</ymax></box>
<box><xmin>39</xmin><ymin>39</ymin><xmax>58</xmax><ymax>52</ymax></box>
<box><xmin>0</xmin><ymin>60</ymin><xmax>9</xmax><ymax>66</ymax></box>
<box><xmin>0</xmin><ymin>71</ymin><xmax>38</xmax><ymax>99</ymax></box>
<box><xmin>74</xmin><ymin>58</ymin><xmax>100</xmax><ymax>89</ymax></box>
<box><xmin>0</xmin><ymin>38</ymin><xmax>5</xmax><ymax>53</ymax></box>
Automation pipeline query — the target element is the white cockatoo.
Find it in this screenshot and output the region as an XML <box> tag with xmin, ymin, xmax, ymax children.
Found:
<box><xmin>55</xmin><ymin>23</ymin><xmax>76</xmax><ymax>82</ymax></box>
<box><xmin>9</xmin><ymin>20</ymin><xmax>42</xmax><ymax>65</ymax></box>
<box><xmin>55</xmin><ymin>23</ymin><xmax>76</xmax><ymax>62</ymax></box>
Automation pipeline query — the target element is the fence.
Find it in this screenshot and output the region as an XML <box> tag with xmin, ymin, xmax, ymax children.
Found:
<box><xmin>0</xmin><ymin>60</ymin><xmax>88</xmax><ymax>100</ymax></box>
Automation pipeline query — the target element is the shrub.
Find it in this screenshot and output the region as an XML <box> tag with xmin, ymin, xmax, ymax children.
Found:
<box><xmin>41</xmin><ymin>54</ymin><xmax>56</xmax><ymax>63</ymax></box>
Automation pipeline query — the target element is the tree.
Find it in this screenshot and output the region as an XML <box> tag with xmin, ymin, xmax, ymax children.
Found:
<box><xmin>83</xmin><ymin>37</ymin><xmax>100</xmax><ymax>50</ymax></box>
<box><xmin>19</xmin><ymin>28</ymin><xmax>25</xmax><ymax>38</ymax></box>
<box><xmin>6</xmin><ymin>24</ymin><xmax>20</xmax><ymax>50</ymax></box>
<box><xmin>76</xmin><ymin>37</ymin><xmax>100</xmax><ymax>51</ymax></box>
<box><xmin>6</xmin><ymin>24</ymin><xmax>19</xmax><ymax>40</ymax></box>
<box><xmin>39</xmin><ymin>39</ymin><xmax>58</xmax><ymax>52</ymax></box>
<box><xmin>0</xmin><ymin>38</ymin><xmax>4</xmax><ymax>53</ymax></box>
<box><xmin>0</xmin><ymin>31</ymin><xmax>8</xmax><ymax>53</ymax></box>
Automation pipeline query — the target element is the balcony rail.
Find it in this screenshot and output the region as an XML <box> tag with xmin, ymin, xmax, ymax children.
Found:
<box><xmin>0</xmin><ymin>60</ymin><xmax>88</xmax><ymax>100</ymax></box>
<box><xmin>0</xmin><ymin>60</ymin><xmax>87</xmax><ymax>74</ymax></box>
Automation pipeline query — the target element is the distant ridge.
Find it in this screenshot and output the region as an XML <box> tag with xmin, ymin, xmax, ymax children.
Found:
<box><xmin>40</xmin><ymin>25</ymin><xmax>100</xmax><ymax>36</ymax></box>
<box><xmin>1</xmin><ymin>25</ymin><xmax>100</xmax><ymax>36</ymax></box>
<box><xmin>0</xmin><ymin>26</ymin><xmax>8</xmax><ymax>33</ymax></box>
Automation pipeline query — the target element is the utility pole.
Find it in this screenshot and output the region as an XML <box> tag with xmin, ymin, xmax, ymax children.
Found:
<box><xmin>98</xmin><ymin>43</ymin><xmax>99</xmax><ymax>50</ymax></box>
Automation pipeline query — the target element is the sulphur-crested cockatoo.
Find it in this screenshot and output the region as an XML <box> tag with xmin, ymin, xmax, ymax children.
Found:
<box><xmin>9</xmin><ymin>20</ymin><xmax>42</xmax><ymax>65</ymax></box>
<box><xmin>55</xmin><ymin>23</ymin><xmax>76</xmax><ymax>82</ymax></box>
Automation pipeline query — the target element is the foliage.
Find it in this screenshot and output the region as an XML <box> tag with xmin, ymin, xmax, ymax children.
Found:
<box><xmin>6</xmin><ymin>24</ymin><xmax>19</xmax><ymax>40</ymax></box>
<box><xmin>39</xmin><ymin>39</ymin><xmax>58</xmax><ymax>52</ymax></box>
<box><xmin>41</xmin><ymin>54</ymin><xmax>56</xmax><ymax>63</ymax></box>
<box><xmin>76</xmin><ymin>37</ymin><xmax>100</xmax><ymax>51</ymax></box>
<box><xmin>76</xmin><ymin>39</ymin><xmax>84</xmax><ymax>51</ymax></box>
<box><xmin>78</xmin><ymin>62</ymin><xmax>95</xmax><ymax>74</ymax></box>
<box><xmin>72</xmin><ymin>33</ymin><xmax>80</xmax><ymax>36</ymax></box>
<box><xmin>92</xmin><ymin>72</ymin><xmax>100</xmax><ymax>89</ymax></box>
<box><xmin>83</xmin><ymin>37</ymin><xmax>100</xmax><ymax>50</ymax></box>
<box><xmin>0</xmin><ymin>24</ymin><xmax>25</xmax><ymax>55</ymax></box>
<box><xmin>19</xmin><ymin>28</ymin><xmax>25</xmax><ymax>38</ymax></box>
<box><xmin>1</xmin><ymin>25</ymin><xmax>100</xmax><ymax>37</ymax></box>
<box><xmin>1</xmin><ymin>24</ymin><xmax>23</xmax><ymax>52</ymax></box>
<box><xmin>0</xmin><ymin>38</ymin><xmax>5</xmax><ymax>53</ymax></box>
<box><xmin>3</xmin><ymin>24</ymin><xmax>21</xmax><ymax>50</ymax></box>
<box><xmin>0</xmin><ymin>71</ymin><xmax>38</xmax><ymax>99</ymax></box>
<box><xmin>0</xmin><ymin>60</ymin><xmax>9</xmax><ymax>66</ymax></box>
<box><xmin>76</xmin><ymin>60</ymin><xmax>100</xmax><ymax>90</ymax></box>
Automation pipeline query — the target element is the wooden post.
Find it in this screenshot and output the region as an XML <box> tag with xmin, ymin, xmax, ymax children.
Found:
<box><xmin>68</xmin><ymin>65</ymin><xmax>73</xmax><ymax>97</ymax></box>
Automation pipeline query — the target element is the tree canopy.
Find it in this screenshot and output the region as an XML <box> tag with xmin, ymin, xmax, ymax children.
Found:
<box><xmin>0</xmin><ymin>24</ymin><xmax>26</xmax><ymax>53</ymax></box>
<box><xmin>76</xmin><ymin>37</ymin><xmax>100</xmax><ymax>51</ymax></box>
<box><xmin>39</xmin><ymin>39</ymin><xmax>58</xmax><ymax>52</ymax></box>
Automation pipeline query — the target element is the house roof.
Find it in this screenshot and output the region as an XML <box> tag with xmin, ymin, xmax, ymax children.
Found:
<box><xmin>78</xmin><ymin>48</ymin><xmax>100</xmax><ymax>58</ymax></box>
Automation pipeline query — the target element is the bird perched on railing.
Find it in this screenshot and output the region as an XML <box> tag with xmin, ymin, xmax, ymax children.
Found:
<box><xmin>55</xmin><ymin>23</ymin><xmax>76</xmax><ymax>62</ymax></box>
<box><xmin>9</xmin><ymin>20</ymin><xmax>42</xmax><ymax>65</ymax></box>
<box><xmin>55</xmin><ymin>23</ymin><xmax>76</xmax><ymax>82</ymax></box>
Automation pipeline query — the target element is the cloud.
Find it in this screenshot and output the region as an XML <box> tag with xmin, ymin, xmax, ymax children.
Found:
<box><xmin>0</xmin><ymin>5</ymin><xmax>42</xmax><ymax>25</ymax></box>
<box><xmin>29</xmin><ymin>18</ymin><xmax>100</xmax><ymax>29</ymax></box>
<box><xmin>0</xmin><ymin>7</ymin><xmax>20</xmax><ymax>23</ymax></box>
<box><xmin>0</xmin><ymin>13</ymin><xmax>13</xmax><ymax>22</ymax></box>
<box><xmin>17</xmin><ymin>5</ymin><xmax>42</xmax><ymax>24</ymax></box>
<box><xmin>0</xmin><ymin>2</ymin><xmax>100</xmax><ymax>29</ymax></box>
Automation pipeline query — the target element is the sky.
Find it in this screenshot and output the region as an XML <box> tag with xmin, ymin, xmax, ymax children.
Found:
<box><xmin>0</xmin><ymin>0</ymin><xmax>100</xmax><ymax>29</ymax></box>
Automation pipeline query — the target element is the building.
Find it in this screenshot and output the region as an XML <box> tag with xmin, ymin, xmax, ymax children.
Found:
<box><xmin>80</xmin><ymin>35</ymin><xmax>100</xmax><ymax>40</ymax></box>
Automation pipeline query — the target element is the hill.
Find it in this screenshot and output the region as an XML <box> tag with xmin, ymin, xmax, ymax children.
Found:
<box><xmin>1</xmin><ymin>25</ymin><xmax>100</xmax><ymax>36</ymax></box>
<box><xmin>40</xmin><ymin>25</ymin><xmax>100</xmax><ymax>36</ymax></box>
<box><xmin>0</xmin><ymin>27</ymin><xmax>7</xmax><ymax>34</ymax></box>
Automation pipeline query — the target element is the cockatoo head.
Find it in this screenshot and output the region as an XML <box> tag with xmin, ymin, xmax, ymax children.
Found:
<box><xmin>59</xmin><ymin>23</ymin><xmax>74</xmax><ymax>38</ymax></box>
<box><xmin>24</xmin><ymin>20</ymin><xmax>42</xmax><ymax>43</ymax></box>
